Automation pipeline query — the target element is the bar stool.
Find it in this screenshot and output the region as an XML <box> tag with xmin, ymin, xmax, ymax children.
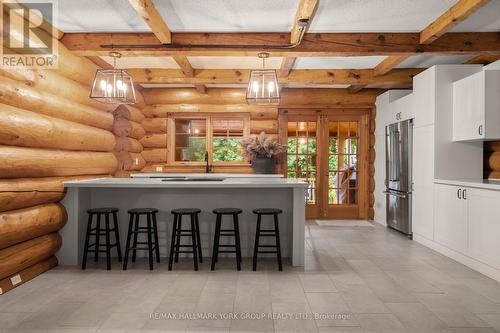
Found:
<box><xmin>252</xmin><ymin>208</ymin><xmax>283</xmax><ymax>271</ymax></box>
<box><xmin>82</xmin><ymin>207</ymin><xmax>122</xmax><ymax>270</ymax></box>
<box><xmin>123</xmin><ymin>208</ymin><xmax>160</xmax><ymax>271</ymax></box>
<box><xmin>211</xmin><ymin>208</ymin><xmax>242</xmax><ymax>271</ymax></box>
<box><xmin>168</xmin><ymin>208</ymin><xmax>203</xmax><ymax>271</ymax></box>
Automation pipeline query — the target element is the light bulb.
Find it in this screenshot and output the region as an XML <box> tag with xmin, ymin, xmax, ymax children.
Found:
<box><xmin>100</xmin><ymin>80</ymin><xmax>106</xmax><ymax>91</ymax></box>
<box><xmin>194</xmin><ymin>128</ymin><xmax>199</xmax><ymax>134</ymax></box>
<box><xmin>116</xmin><ymin>80</ymin><xmax>123</xmax><ymax>90</ymax></box>
<box><xmin>121</xmin><ymin>83</ymin><xmax>127</xmax><ymax>92</ymax></box>
<box><xmin>106</xmin><ymin>84</ymin><xmax>113</xmax><ymax>94</ymax></box>
<box><xmin>299</xmin><ymin>137</ymin><xmax>306</xmax><ymax>144</ymax></box>
<box><xmin>268</xmin><ymin>81</ymin><xmax>274</xmax><ymax>93</ymax></box>
<box><xmin>252</xmin><ymin>81</ymin><xmax>259</xmax><ymax>93</ymax></box>
<box><xmin>187</xmin><ymin>128</ymin><xmax>191</xmax><ymax>134</ymax></box>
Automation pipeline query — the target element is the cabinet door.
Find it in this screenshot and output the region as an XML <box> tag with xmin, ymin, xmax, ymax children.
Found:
<box><xmin>452</xmin><ymin>72</ymin><xmax>485</xmax><ymax>141</ymax></box>
<box><xmin>467</xmin><ymin>188</ymin><xmax>500</xmax><ymax>269</ymax></box>
<box><xmin>434</xmin><ymin>184</ymin><xmax>467</xmax><ymax>253</ymax></box>
<box><xmin>413</xmin><ymin>184</ymin><xmax>434</xmax><ymax>240</ymax></box>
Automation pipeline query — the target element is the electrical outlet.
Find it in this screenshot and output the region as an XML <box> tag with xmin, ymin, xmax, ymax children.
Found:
<box><xmin>156</xmin><ymin>166</ymin><xmax>163</xmax><ymax>172</ymax></box>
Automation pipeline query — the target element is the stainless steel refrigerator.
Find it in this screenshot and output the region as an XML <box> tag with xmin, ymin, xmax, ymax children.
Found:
<box><xmin>385</xmin><ymin>119</ymin><xmax>413</xmax><ymax>238</ymax></box>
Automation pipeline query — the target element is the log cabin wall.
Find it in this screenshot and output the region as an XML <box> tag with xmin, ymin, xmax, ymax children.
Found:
<box><xmin>0</xmin><ymin>28</ymin><xmax>146</xmax><ymax>293</ymax></box>
<box><xmin>140</xmin><ymin>87</ymin><xmax>378</xmax><ymax>219</ymax></box>
<box><xmin>485</xmin><ymin>141</ymin><xmax>500</xmax><ymax>179</ymax></box>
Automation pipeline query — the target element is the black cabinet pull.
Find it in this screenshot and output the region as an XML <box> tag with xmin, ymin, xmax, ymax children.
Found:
<box><xmin>457</xmin><ymin>189</ymin><xmax>462</xmax><ymax>199</ymax></box>
<box><xmin>463</xmin><ymin>189</ymin><xmax>467</xmax><ymax>200</ymax></box>
<box><xmin>478</xmin><ymin>125</ymin><xmax>483</xmax><ymax>136</ymax></box>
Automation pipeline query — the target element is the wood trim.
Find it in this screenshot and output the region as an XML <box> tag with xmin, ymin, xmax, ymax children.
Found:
<box><xmin>171</xmin><ymin>56</ymin><xmax>195</xmax><ymax>77</ymax></box>
<box><xmin>348</xmin><ymin>85</ymin><xmax>366</xmax><ymax>93</ymax></box>
<box><xmin>61</xmin><ymin>32</ymin><xmax>500</xmax><ymax>57</ymax></box>
<box><xmin>127</xmin><ymin>0</ymin><xmax>171</xmax><ymax>44</ymax></box>
<box><xmin>420</xmin><ymin>0</ymin><xmax>490</xmax><ymax>44</ymax></box>
<box><xmin>464</xmin><ymin>54</ymin><xmax>500</xmax><ymax>64</ymax></box>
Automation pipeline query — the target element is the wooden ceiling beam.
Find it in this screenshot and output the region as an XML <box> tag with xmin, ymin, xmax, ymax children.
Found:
<box><xmin>464</xmin><ymin>54</ymin><xmax>500</xmax><ymax>64</ymax></box>
<box><xmin>373</xmin><ymin>56</ymin><xmax>409</xmax><ymax>76</ymax></box>
<box><xmin>420</xmin><ymin>0</ymin><xmax>490</xmax><ymax>44</ymax></box>
<box><xmin>171</xmin><ymin>55</ymin><xmax>195</xmax><ymax>77</ymax></box>
<box><xmin>194</xmin><ymin>84</ymin><xmax>207</xmax><ymax>94</ymax></box>
<box><xmin>127</xmin><ymin>0</ymin><xmax>171</xmax><ymax>44</ymax></box>
<box><xmin>85</xmin><ymin>56</ymin><xmax>113</xmax><ymax>69</ymax></box>
<box><xmin>280</xmin><ymin>57</ymin><xmax>297</xmax><ymax>77</ymax></box>
<box><xmin>128</xmin><ymin>68</ymin><xmax>422</xmax><ymax>87</ymax></box>
<box><xmin>61</xmin><ymin>32</ymin><xmax>500</xmax><ymax>57</ymax></box>
<box><xmin>347</xmin><ymin>85</ymin><xmax>366</xmax><ymax>93</ymax></box>
<box><xmin>291</xmin><ymin>0</ymin><xmax>318</xmax><ymax>44</ymax></box>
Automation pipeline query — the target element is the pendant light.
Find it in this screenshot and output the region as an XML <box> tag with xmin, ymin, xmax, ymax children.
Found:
<box><xmin>90</xmin><ymin>51</ymin><xmax>136</xmax><ymax>104</ymax></box>
<box><xmin>246</xmin><ymin>52</ymin><xmax>280</xmax><ymax>105</ymax></box>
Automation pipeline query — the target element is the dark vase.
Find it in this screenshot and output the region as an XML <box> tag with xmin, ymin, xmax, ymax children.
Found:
<box><xmin>251</xmin><ymin>155</ymin><xmax>276</xmax><ymax>174</ymax></box>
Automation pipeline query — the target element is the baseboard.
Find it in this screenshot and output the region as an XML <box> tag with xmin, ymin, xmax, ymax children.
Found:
<box><xmin>413</xmin><ymin>233</ymin><xmax>500</xmax><ymax>283</ymax></box>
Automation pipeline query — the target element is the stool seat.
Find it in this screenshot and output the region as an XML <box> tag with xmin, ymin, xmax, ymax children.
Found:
<box><xmin>171</xmin><ymin>208</ymin><xmax>202</xmax><ymax>215</ymax></box>
<box><xmin>253</xmin><ymin>208</ymin><xmax>282</xmax><ymax>215</ymax></box>
<box><xmin>87</xmin><ymin>207</ymin><xmax>119</xmax><ymax>214</ymax></box>
<box><xmin>213</xmin><ymin>208</ymin><xmax>243</xmax><ymax>214</ymax></box>
<box><xmin>128</xmin><ymin>208</ymin><xmax>159</xmax><ymax>214</ymax></box>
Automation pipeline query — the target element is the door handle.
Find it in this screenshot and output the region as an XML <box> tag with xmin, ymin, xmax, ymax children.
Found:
<box><xmin>462</xmin><ymin>189</ymin><xmax>467</xmax><ymax>200</ymax></box>
<box><xmin>478</xmin><ymin>125</ymin><xmax>483</xmax><ymax>136</ymax></box>
<box><xmin>457</xmin><ymin>189</ymin><xmax>462</xmax><ymax>199</ymax></box>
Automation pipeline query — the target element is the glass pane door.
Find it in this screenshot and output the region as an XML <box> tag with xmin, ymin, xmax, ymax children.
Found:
<box><xmin>328</xmin><ymin>120</ymin><xmax>359</xmax><ymax>206</ymax></box>
<box><xmin>287</xmin><ymin>121</ymin><xmax>317</xmax><ymax>205</ymax></box>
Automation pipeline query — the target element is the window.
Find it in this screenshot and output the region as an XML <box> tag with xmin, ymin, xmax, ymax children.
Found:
<box><xmin>212</xmin><ymin>118</ymin><xmax>245</xmax><ymax>163</ymax></box>
<box><xmin>171</xmin><ymin>114</ymin><xmax>250</xmax><ymax>164</ymax></box>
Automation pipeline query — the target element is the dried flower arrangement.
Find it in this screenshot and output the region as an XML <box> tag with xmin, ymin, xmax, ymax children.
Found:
<box><xmin>240</xmin><ymin>132</ymin><xmax>287</xmax><ymax>158</ymax></box>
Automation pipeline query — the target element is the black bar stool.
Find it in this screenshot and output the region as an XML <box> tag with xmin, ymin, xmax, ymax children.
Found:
<box><xmin>168</xmin><ymin>208</ymin><xmax>203</xmax><ymax>271</ymax></box>
<box><xmin>123</xmin><ymin>208</ymin><xmax>160</xmax><ymax>271</ymax></box>
<box><xmin>82</xmin><ymin>207</ymin><xmax>122</xmax><ymax>270</ymax></box>
<box><xmin>211</xmin><ymin>208</ymin><xmax>242</xmax><ymax>271</ymax></box>
<box><xmin>252</xmin><ymin>208</ymin><xmax>283</xmax><ymax>271</ymax></box>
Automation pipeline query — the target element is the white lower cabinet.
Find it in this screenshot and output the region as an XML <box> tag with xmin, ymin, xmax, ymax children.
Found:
<box><xmin>434</xmin><ymin>184</ymin><xmax>500</xmax><ymax>271</ymax></box>
<box><xmin>434</xmin><ymin>184</ymin><xmax>467</xmax><ymax>253</ymax></box>
<box><xmin>467</xmin><ymin>188</ymin><xmax>500</xmax><ymax>270</ymax></box>
<box><xmin>412</xmin><ymin>184</ymin><xmax>434</xmax><ymax>240</ymax></box>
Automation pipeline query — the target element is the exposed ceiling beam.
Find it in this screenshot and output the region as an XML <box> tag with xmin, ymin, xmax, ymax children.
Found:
<box><xmin>291</xmin><ymin>0</ymin><xmax>318</xmax><ymax>44</ymax></box>
<box><xmin>373</xmin><ymin>56</ymin><xmax>409</xmax><ymax>76</ymax></box>
<box><xmin>127</xmin><ymin>0</ymin><xmax>171</xmax><ymax>44</ymax></box>
<box><xmin>61</xmin><ymin>32</ymin><xmax>500</xmax><ymax>57</ymax></box>
<box><xmin>464</xmin><ymin>54</ymin><xmax>500</xmax><ymax>64</ymax></box>
<box><xmin>128</xmin><ymin>68</ymin><xmax>422</xmax><ymax>88</ymax></box>
<box><xmin>347</xmin><ymin>85</ymin><xmax>366</xmax><ymax>93</ymax></box>
<box><xmin>371</xmin><ymin>0</ymin><xmax>490</xmax><ymax>85</ymax></box>
<box><xmin>171</xmin><ymin>55</ymin><xmax>194</xmax><ymax>77</ymax></box>
<box><xmin>194</xmin><ymin>84</ymin><xmax>207</xmax><ymax>94</ymax></box>
<box><xmin>420</xmin><ymin>0</ymin><xmax>490</xmax><ymax>44</ymax></box>
<box><xmin>280</xmin><ymin>57</ymin><xmax>297</xmax><ymax>77</ymax></box>
<box><xmin>86</xmin><ymin>56</ymin><xmax>113</xmax><ymax>69</ymax></box>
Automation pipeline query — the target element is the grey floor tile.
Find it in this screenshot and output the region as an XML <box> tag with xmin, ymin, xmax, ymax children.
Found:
<box><xmin>385</xmin><ymin>302</ymin><xmax>449</xmax><ymax>332</ymax></box>
<box><xmin>355</xmin><ymin>313</ymin><xmax>406</xmax><ymax>333</ymax></box>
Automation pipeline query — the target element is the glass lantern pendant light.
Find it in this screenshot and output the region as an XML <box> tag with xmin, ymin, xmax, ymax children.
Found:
<box><xmin>90</xmin><ymin>51</ymin><xmax>136</xmax><ymax>104</ymax></box>
<box><xmin>246</xmin><ymin>52</ymin><xmax>280</xmax><ymax>105</ymax></box>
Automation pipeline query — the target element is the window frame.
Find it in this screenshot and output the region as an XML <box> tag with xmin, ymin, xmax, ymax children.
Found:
<box><xmin>167</xmin><ymin>112</ymin><xmax>251</xmax><ymax>166</ymax></box>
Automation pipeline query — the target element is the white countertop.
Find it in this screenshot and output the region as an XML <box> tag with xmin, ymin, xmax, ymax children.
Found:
<box><xmin>435</xmin><ymin>178</ymin><xmax>500</xmax><ymax>190</ymax></box>
<box><xmin>64</xmin><ymin>177</ymin><xmax>307</xmax><ymax>188</ymax></box>
<box><xmin>131</xmin><ymin>173</ymin><xmax>283</xmax><ymax>178</ymax></box>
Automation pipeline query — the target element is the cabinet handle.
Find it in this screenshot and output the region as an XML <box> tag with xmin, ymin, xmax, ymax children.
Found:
<box><xmin>463</xmin><ymin>189</ymin><xmax>467</xmax><ymax>200</ymax></box>
<box><xmin>478</xmin><ymin>125</ymin><xmax>483</xmax><ymax>136</ymax></box>
<box><xmin>457</xmin><ymin>189</ymin><xmax>462</xmax><ymax>199</ymax></box>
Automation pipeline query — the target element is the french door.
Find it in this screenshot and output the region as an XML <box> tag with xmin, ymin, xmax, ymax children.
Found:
<box><xmin>279</xmin><ymin>109</ymin><xmax>369</xmax><ymax>220</ymax></box>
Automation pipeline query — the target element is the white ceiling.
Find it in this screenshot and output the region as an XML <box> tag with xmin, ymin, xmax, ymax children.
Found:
<box><xmin>56</xmin><ymin>0</ymin><xmax>500</xmax><ymax>33</ymax></box>
<box><xmin>396</xmin><ymin>55</ymin><xmax>475</xmax><ymax>68</ymax></box>
<box><xmin>187</xmin><ymin>56</ymin><xmax>283</xmax><ymax>69</ymax></box>
<box><xmin>294</xmin><ymin>56</ymin><xmax>387</xmax><ymax>69</ymax></box>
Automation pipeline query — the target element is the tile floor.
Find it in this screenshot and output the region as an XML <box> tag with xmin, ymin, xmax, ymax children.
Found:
<box><xmin>2</xmin><ymin>222</ymin><xmax>500</xmax><ymax>332</ymax></box>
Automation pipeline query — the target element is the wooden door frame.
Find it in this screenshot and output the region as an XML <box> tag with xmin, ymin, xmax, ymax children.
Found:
<box><xmin>278</xmin><ymin>108</ymin><xmax>370</xmax><ymax>220</ymax></box>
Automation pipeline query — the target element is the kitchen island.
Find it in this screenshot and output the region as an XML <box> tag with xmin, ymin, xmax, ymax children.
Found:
<box><xmin>59</xmin><ymin>176</ymin><xmax>307</xmax><ymax>267</ymax></box>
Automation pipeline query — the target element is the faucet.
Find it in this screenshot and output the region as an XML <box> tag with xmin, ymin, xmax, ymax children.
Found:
<box><xmin>204</xmin><ymin>151</ymin><xmax>212</xmax><ymax>173</ymax></box>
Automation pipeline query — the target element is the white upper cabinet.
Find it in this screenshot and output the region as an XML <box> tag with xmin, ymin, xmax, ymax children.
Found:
<box><xmin>453</xmin><ymin>70</ymin><xmax>500</xmax><ymax>141</ymax></box>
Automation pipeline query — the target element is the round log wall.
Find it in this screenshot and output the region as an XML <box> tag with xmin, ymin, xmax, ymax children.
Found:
<box><xmin>0</xmin><ymin>20</ymin><xmax>147</xmax><ymax>293</ymax></box>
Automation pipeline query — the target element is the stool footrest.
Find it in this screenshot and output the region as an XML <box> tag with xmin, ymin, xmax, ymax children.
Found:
<box><xmin>257</xmin><ymin>251</ymin><xmax>278</xmax><ymax>254</ymax></box>
<box><xmin>257</xmin><ymin>245</ymin><xmax>277</xmax><ymax>248</ymax></box>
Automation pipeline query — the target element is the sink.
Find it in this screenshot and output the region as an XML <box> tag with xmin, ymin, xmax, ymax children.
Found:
<box><xmin>161</xmin><ymin>177</ymin><xmax>225</xmax><ymax>182</ymax></box>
